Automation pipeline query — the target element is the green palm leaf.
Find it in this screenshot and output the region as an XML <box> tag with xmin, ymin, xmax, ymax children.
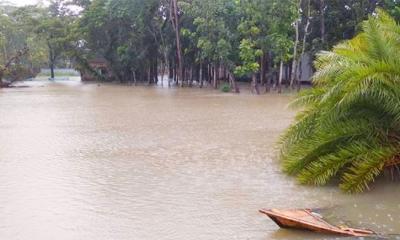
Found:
<box><xmin>280</xmin><ymin>9</ymin><xmax>400</xmax><ymax>193</ymax></box>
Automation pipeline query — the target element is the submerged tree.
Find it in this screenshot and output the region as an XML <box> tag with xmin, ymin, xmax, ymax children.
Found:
<box><xmin>79</xmin><ymin>0</ymin><xmax>161</xmax><ymax>83</ymax></box>
<box><xmin>0</xmin><ymin>47</ymin><xmax>29</xmax><ymax>86</ymax></box>
<box><xmin>0</xmin><ymin>4</ymin><xmax>47</xmax><ymax>84</ymax></box>
<box><xmin>280</xmin><ymin>10</ymin><xmax>400</xmax><ymax>193</ymax></box>
<box><xmin>35</xmin><ymin>0</ymin><xmax>73</xmax><ymax>79</ymax></box>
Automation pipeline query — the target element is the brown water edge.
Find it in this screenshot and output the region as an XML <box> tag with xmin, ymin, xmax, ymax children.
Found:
<box><xmin>0</xmin><ymin>80</ymin><xmax>399</xmax><ymax>240</ymax></box>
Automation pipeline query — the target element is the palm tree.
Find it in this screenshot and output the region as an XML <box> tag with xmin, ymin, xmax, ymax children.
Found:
<box><xmin>280</xmin><ymin>10</ymin><xmax>400</xmax><ymax>193</ymax></box>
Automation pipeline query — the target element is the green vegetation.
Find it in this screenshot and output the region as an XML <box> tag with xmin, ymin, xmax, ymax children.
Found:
<box><xmin>36</xmin><ymin>70</ymin><xmax>80</xmax><ymax>77</ymax></box>
<box><xmin>0</xmin><ymin>2</ymin><xmax>75</xmax><ymax>84</ymax></box>
<box><xmin>220</xmin><ymin>83</ymin><xmax>231</xmax><ymax>93</ymax></box>
<box><xmin>280</xmin><ymin>10</ymin><xmax>400</xmax><ymax>193</ymax></box>
<box><xmin>0</xmin><ymin>5</ymin><xmax>46</xmax><ymax>84</ymax></box>
<box><xmin>3</xmin><ymin>0</ymin><xmax>399</xmax><ymax>90</ymax></box>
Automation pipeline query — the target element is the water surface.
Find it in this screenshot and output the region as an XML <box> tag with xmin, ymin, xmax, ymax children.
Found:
<box><xmin>0</xmin><ymin>81</ymin><xmax>399</xmax><ymax>240</ymax></box>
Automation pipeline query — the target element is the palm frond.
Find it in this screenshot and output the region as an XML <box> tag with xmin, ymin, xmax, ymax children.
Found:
<box><xmin>279</xmin><ymin>10</ymin><xmax>400</xmax><ymax>193</ymax></box>
<box><xmin>340</xmin><ymin>145</ymin><xmax>396</xmax><ymax>193</ymax></box>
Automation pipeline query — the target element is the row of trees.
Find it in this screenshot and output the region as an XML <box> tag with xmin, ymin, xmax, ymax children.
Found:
<box><xmin>76</xmin><ymin>0</ymin><xmax>397</xmax><ymax>93</ymax></box>
<box><xmin>1</xmin><ymin>0</ymin><xmax>400</xmax><ymax>91</ymax></box>
<box><xmin>0</xmin><ymin>1</ymin><xmax>77</xmax><ymax>85</ymax></box>
<box><xmin>76</xmin><ymin>0</ymin><xmax>400</xmax><ymax>93</ymax></box>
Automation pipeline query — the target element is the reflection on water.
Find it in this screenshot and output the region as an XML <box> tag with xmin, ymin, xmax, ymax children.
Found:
<box><xmin>0</xmin><ymin>80</ymin><xmax>399</xmax><ymax>240</ymax></box>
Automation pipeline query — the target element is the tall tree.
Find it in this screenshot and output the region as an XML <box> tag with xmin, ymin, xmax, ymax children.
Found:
<box><xmin>268</xmin><ymin>0</ymin><xmax>297</xmax><ymax>93</ymax></box>
<box><xmin>35</xmin><ymin>1</ymin><xmax>72</xmax><ymax>79</ymax></box>
<box><xmin>184</xmin><ymin>0</ymin><xmax>238</xmax><ymax>90</ymax></box>
<box><xmin>0</xmin><ymin>4</ymin><xmax>46</xmax><ymax>83</ymax></box>
<box><xmin>298</xmin><ymin>0</ymin><xmax>311</xmax><ymax>91</ymax></box>
<box><xmin>170</xmin><ymin>0</ymin><xmax>183</xmax><ymax>86</ymax></box>
<box><xmin>290</xmin><ymin>0</ymin><xmax>302</xmax><ymax>89</ymax></box>
<box><xmin>80</xmin><ymin>0</ymin><xmax>160</xmax><ymax>83</ymax></box>
<box><xmin>319</xmin><ymin>0</ymin><xmax>326</xmax><ymax>44</ymax></box>
<box><xmin>235</xmin><ymin>0</ymin><xmax>275</xmax><ymax>94</ymax></box>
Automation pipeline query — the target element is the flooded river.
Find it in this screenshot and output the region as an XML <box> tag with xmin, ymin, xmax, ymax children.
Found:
<box><xmin>0</xmin><ymin>80</ymin><xmax>399</xmax><ymax>240</ymax></box>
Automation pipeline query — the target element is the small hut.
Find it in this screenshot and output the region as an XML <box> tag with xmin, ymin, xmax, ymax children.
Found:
<box><xmin>81</xmin><ymin>58</ymin><xmax>113</xmax><ymax>81</ymax></box>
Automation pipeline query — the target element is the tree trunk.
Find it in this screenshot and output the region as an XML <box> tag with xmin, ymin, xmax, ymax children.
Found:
<box><xmin>229</xmin><ymin>71</ymin><xmax>239</xmax><ymax>93</ymax></box>
<box><xmin>168</xmin><ymin>60</ymin><xmax>173</xmax><ymax>87</ymax></box>
<box><xmin>199</xmin><ymin>62</ymin><xmax>203</xmax><ymax>88</ymax></box>
<box><xmin>160</xmin><ymin>62</ymin><xmax>165</xmax><ymax>87</ymax></box>
<box><xmin>291</xmin><ymin>15</ymin><xmax>300</xmax><ymax>89</ymax></box>
<box><xmin>147</xmin><ymin>67</ymin><xmax>151</xmax><ymax>85</ymax></box>
<box><xmin>251</xmin><ymin>73</ymin><xmax>260</xmax><ymax>94</ymax></box>
<box><xmin>50</xmin><ymin>63</ymin><xmax>55</xmax><ymax>79</ymax></box>
<box><xmin>47</xmin><ymin>42</ymin><xmax>56</xmax><ymax>80</ymax></box>
<box><xmin>260</xmin><ymin>53</ymin><xmax>266</xmax><ymax>87</ymax></box>
<box><xmin>154</xmin><ymin>59</ymin><xmax>158</xmax><ymax>84</ymax></box>
<box><xmin>133</xmin><ymin>71</ymin><xmax>137</xmax><ymax>86</ymax></box>
<box><xmin>49</xmin><ymin>48</ymin><xmax>55</xmax><ymax>79</ymax></box>
<box><xmin>298</xmin><ymin>0</ymin><xmax>311</xmax><ymax>91</ymax></box>
<box><xmin>320</xmin><ymin>0</ymin><xmax>326</xmax><ymax>44</ymax></box>
<box><xmin>183</xmin><ymin>67</ymin><xmax>187</xmax><ymax>85</ymax></box>
<box><xmin>207</xmin><ymin>64</ymin><xmax>211</xmax><ymax>86</ymax></box>
<box><xmin>285</xmin><ymin>65</ymin><xmax>290</xmax><ymax>88</ymax></box>
<box><xmin>2</xmin><ymin>44</ymin><xmax>7</xmax><ymax>64</ymax></box>
<box><xmin>168</xmin><ymin>61</ymin><xmax>173</xmax><ymax>79</ymax></box>
<box><xmin>213</xmin><ymin>65</ymin><xmax>218</xmax><ymax>89</ymax></box>
<box><xmin>170</xmin><ymin>0</ymin><xmax>183</xmax><ymax>87</ymax></box>
<box><xmin>189</xmin><ymin>67</ymin><xmax>194</xmax><ymax>87</ymax></box>
<box><xmin>0</xmin><ymin>71</ymin><xmax>4</xmax><ymax>87</ymax></box>
<box><xmin>266</xmin><ymin>73</ymin><xmax>271</xmax><ymax>93</ymax></box>
<box><xmin>173</xmin><ymin>66</ymin><xmax>177</xmax><ymax>83</ymax></box>
<box><xmin>265</xmin><ymin>53</ymin><xmax>272</xmax><ymax>92</ymax></box>
<box><xmin>278</xmin><ymin>60</ymin><xmax>284</xmax><ymax>94</ymax></box>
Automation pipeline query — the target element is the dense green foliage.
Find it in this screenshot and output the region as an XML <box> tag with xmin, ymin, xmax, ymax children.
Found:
<box><xmin>0</xmin><ymin>5</ymin><xmax>46</xmax><ymax>82</ymax></box>
<box><xmin>79</xmin><ymin>0</ymin><xmax>161</xmax><ymax>82</ymax></box>
<box><xmin>0</xmin><ymin>1</ymin><xmax>77</xmax><ymax>82</ymax></box>
<box><xmin>4</xmin><ymin>0</ymin><xmax>399</xmax><ymax>90</ymax></box>
<box><xmin>280</xmin><ymin>10</ymin><xmax>400</xmax><ymax>193</ymax></box>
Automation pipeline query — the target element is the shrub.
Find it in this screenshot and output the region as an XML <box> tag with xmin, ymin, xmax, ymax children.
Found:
<box><xmin>220</xmin><ymin>83</ymin><xmax>231</xmax><ymax>93</ymax></box>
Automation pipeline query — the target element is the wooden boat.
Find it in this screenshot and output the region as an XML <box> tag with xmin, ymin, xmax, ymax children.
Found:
<box><xmin>259</xmin><ymin>208</ymin><xmax>375</xmax><ymax>237</ymax></box>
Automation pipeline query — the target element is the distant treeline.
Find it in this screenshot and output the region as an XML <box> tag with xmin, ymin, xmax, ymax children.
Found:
<box><xmin>1</xmin><ymin>0</ymin><xmax>399</xmax><ymax>91</ymax></box>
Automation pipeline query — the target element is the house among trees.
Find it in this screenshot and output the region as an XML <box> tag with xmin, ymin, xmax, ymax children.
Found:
<box><xmin>80</xmin><ymin>58</ymin><xmax>113</xmax><ymax>81</ymax></box>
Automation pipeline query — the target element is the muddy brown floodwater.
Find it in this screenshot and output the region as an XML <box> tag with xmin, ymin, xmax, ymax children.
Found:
<box><xmin>0</xmin><ymin>80</ymin><xmax>399</xmax><ymax>240</ymax></box>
